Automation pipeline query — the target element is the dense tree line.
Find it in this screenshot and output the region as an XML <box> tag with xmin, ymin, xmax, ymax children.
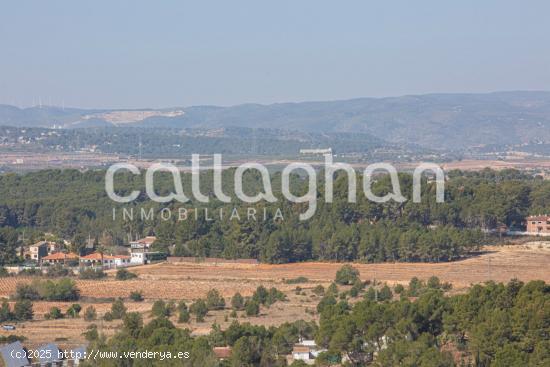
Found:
<box><xmin>0</xmin><ymin>168</ymin><xmax>547</xmax><ymax>264</ymax></box>
<box><xmin>0</xmin><ymin>126</ymin><xmax>389</xmax><ymax>157</ymax></box>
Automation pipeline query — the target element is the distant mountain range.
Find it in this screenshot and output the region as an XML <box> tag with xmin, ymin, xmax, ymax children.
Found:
<box><xmin>2</xmin><ymin>91</ymin><xmax>550</xmax><ymax>151</ymax></box>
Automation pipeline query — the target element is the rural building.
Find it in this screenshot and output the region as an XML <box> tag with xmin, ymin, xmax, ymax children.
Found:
<box><xmin>130</xmin><ymin>250</ymin><xmax>165</xmax><ymax>265</ymax></box>
<box><xmin>46</xmin><ymin>242</ymin><xmax>61</xmax><ymax>254</ymax></box>
<box><xmin>41</xmin><ymin>252</ymin><xmax>79</xmax><ymax>265</ymax></box>
<box><xmin>0</xmin><ymin>341</ymin><xmax>30</xmax><ymax>367</ymax></box>
<box><xmin>291</xmin><ymin>345</ymin><xmax>313</xmax><ymax>363</ymax></box>
<box><xmin>287</xmin><ymin>340</ymin><xmax>326</xmax><ymax>365</ymax></box>
<box><xmin>25</xmin><ymin>241</ymin><xmax>48</xmax><ymax>261</ymax></box>
<box><xmin>213</xmin><ymin>346</ymin><xmax>232</xmax><ymax>360</ymax></box>
<box><xmin>80</xmin><ymin>253</ymin><xmax>131</xmax><ymax>268</ymax></box>
<box><xmin>526</xmin><ymin>215</ymin><xmax>550</xmax><ymax>235</ymax></box>
<box><xmin>130</xmin><ymin>236</ymin><xmax>156</xmax><ymax>251</ymax></box>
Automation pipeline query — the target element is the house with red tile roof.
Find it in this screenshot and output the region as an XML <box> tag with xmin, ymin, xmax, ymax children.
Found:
<box><xmin>41</xmin><ymin>252</ymin><xmax>79</xmax><ymax>265</ymax></box>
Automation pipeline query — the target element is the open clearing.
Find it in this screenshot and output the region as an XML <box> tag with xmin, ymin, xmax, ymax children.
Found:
<box><xmin>1</xmin><ymin>243</ymin><xmax>548</xmax><ymax>348</ymax></box>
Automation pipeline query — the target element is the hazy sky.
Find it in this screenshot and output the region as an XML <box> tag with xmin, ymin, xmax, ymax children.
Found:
<box><xmin>1</xmin><ymin>1</ymin><xmax>549</xmax><ymax>109</ymax></box>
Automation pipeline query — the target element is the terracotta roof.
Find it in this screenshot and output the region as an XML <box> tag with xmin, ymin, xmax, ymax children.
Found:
<box><xmin>213</xmin><ymin>346</ymin><xmax>232</xmax><ymax>359</ymax></box>
<box><xmin>135</xmin><ymin>236</ymin><xmax>156</xmax><ymax>245</ymax></box>
<box><xmin>292</xmin><ymin>345</ymin><xmax>311</xmax><ymax>353</ymax></box>
<box><xmin>42</xmin><ymin>252</ymin><xmax>79</xmax><ymax>260</ymax></box>
<box><xmin>80</xmin><ymin>253</ymin><xmax>130</xmax><ymax>260</ymax></box>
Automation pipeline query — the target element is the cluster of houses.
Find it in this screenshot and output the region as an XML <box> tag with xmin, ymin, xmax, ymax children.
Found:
<box><xmin>0</xmin><ymin>341</ymin><xmax>86</xmax><ymax>367</ymax></box>
<box><xmin>16</xmin><ymin>236</ymin><xmax>163</xmax><ymax>270</ymax></box>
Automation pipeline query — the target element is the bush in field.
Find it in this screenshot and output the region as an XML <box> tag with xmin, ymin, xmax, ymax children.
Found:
<box><xmin>41</xmin><ymin>278</ymin><xmax>80</xmax><ymax>301</ymax></box>
<box><xmin>110</xmin><ymin>299</ymin><xmax>127</xmax><ymax>319</ymax></box>
<box><xmin>45</xmin><ymin>307</ymin><xmax>63</xmax><ymax>320</ymax></box>
<box><xmin>350</xmin><ymin>280</ymin><xmax>365</xmax><ymax>297</ymax></box>
<box><xmin>206</xmin><ymin>289</ymin><xmax>225</xmax><ymax>310</ymax></box>
<box><xmin>116</xmin><ymin>268</ymin><xmax>137</xmax><ymax>281</ymax></box>
<box><xmin>79</xmin><ymin>268</ymin><xmax>106</xmax><ymax>280</ymax></box>
<box><xmin>19</xmin><ymin>268</ymin><xmax>42</xmax><ymax>276</ymax></box>
<box><xmin>335</xmin><ymin>264</ymin><xmax>360</xmax><ymax>285</ymax></box>
<box><xmin>312</xmin><ymin>285</ymin><xmax>325</xmax><ymax>296</ymax></box>
<box><xmin>83</xmin><ymin>324</ymin><xmax>98</xmax><ymax>342</ymax></box>
<box><xmin>46</xmin><ymin>264</ymin><xmax>70</xmax><ymax>278</ymax></box>
<box><xmin>123</xmin><ymin>312</ymin><xmax>143</xmax><ymax>338</ymax></box>
<box><xmin>231</xmin><ymin>292</ymin><xmax>245</xmax><ymax>311</ymax></box>
<box><xmin>130</xmin><ymin>291</ymin><xmax>144</xmax><ymax>302</ymax></box>
<box><xmin>67</xmin><ymin>304</ymin><xmax>82</xmax><ymax>318</ymax></box>
<box><xmin>13</xmin><ymin>300</ymin><xmax>33</xmax><ymax>321</ymax></box>
<box><xmin>394</xmin><ymin>284</ymin><xmax>405</xmax><ymax>294</ymax></box>
<box><xmin>245</xmin><ymin>299</ymin><xmax>260</xmax><ymax>316</ymax></box>
<box><xmin>0</xmin><ymin>299</ymin><xmax>13</xmax><ymax>322</ymax></box>
<box><xmin>190</xmin><ymin>299</ymin><xmax>208</xmax><ymax>322</ymax></box>
<box><xmin>15</xmin><ymin>283</ymin><xmax>40</xmax><ymax>300</ymax></box>
<box><xmin>252</xmin><ymin>286</ymin><xmax>268</xmax><ymax>304</ymax></box>
<box><xmin>151</xmin><ymin>300</ymin><xmax>171</xmax><ymax>317</ymax></box>
<box><xmin>177</xmin><ymin>301</ymin><xmax>190</xmax><ymax>323</ymax></box>
<box><xmin>15</xmin><ymin>278</ymin><xmax>79</xmax><ymax>301</ymax></box>
<box><xmin>265</xmin><ymin>287</ymin><xmax>287</xmax><ymax>306</ymax></box>
<box><xmin>284</xmin><ymin>276</ymin><xmax>309</xmax><ymax>284</ymax></box>
<box><xmin>84</xmin><ymin>306</ymin><xmax>97</xmax><ymax>321</ymax></box>
<box><xmin>326</xmin><ymin>283</ymin><xmax>338</xmax><ymax>296</ymax></box>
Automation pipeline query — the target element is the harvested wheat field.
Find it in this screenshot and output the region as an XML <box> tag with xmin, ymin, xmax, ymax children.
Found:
<box><xmin>1</xmin><ymin>243</ymin><xmax>548</xmax><ymax>347</ymax></box>
<box><xmin>129</xmin><ymin>243</ymin><xmax>550</xmax><ymax>291</ymax></box>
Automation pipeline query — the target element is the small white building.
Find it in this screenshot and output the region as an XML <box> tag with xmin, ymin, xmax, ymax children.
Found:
<box><xmin>130</xmin><ymin>251</ymin><xmax>163</xmax><ymax>265</ymax></box>
<box><xmin>289</xmin><ymin>340</ymin><xmax>326</xmax><ymax>365</ymax></box>
<box><xmin>129</xmin><ymin>236</ymin><xmax>156</xmax><ymax>250</ymax></box>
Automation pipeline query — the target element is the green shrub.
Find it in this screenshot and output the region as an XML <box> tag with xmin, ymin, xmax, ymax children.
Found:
<box><xmin>116</xmin><ymin>268</ymin><xmax>137</xmax><ymax>281</ymax></box>
<box><xmin>110</xmin><ymin>299</ymin><xmax>127</xmax><ymax>319</ymax></box>
<box><xmin>45</xmin><ymin>306</ymin><xmax>63</xmax><ymax>320</ymax></box>
<box><xmin>190</xmin><ymin>299</ymin><xmax>208</xmax><ymax>322</ymax></box>
<box><xmin>15</xmin><ymin>278</ymin><xmax>79</xmax><ymax>301</ymax></box>
<box><xmin>312</xmin><ymin>285</ymin><xmax>325</xmax><ymax>296</ymax></box>
<box><xmin>335</xmin><ymin>264</ymin><xmax>360</xmax><ymax>285</ymax></box>
<box><xmin>79</xmin><ymin>268</ymin><xmax>106</xmax><ymax>280</ymax></box>
<box><xmin>46</xmin><ymin>264</ymin><xmax>70</xmax><ymax>278</ymax></box>
<box><xmin>67</xmin><ymin>303</ymin><xmax>82</xmax><ymax>318</ymax></box>
<box><xmin>206</xmin><ymin>289</ymin><xmax>225</xmax><ymax>310</ymax></box>
<box><xmin>284</xmin><ymin>276</ymin><xmax>309</xmax><ymax>284</ymax></box>
<box><xmin>13</xmin><ymin>300</ymin><xmax>33</xmax><ymax>321</ymax></box>
<box><xmin>83</xmin><ymin>306</ymin><xmax>97</xmax><ymax>321</ymax></box>
<box><xmin>130</xmin><ymin>291</ymin><xmax>144</xmax><ymax>302</ymax></box>
<box><xmin>231</xmin><ymin>292</ymin><xmax>244</xmax><ymax>311</ymax></box>
<box><xmin>245</xmin><ymin>299</ymin><xmax>260</xmax><ymax>316</ymax></box>
<box><xmin>151</xmin><ymin>300</ymin><xmax>170</xmax><ymax>317</ymax></box>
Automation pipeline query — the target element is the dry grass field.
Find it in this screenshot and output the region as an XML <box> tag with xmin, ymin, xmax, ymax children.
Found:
<box><xmin>1</xmin><ymin>243</ymin><xmax>549</xmax><ymax>348</ymax></box>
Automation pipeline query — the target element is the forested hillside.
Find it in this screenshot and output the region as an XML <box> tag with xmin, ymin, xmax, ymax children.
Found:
<box><xmin>0</xmin><ymin>168</ymin><xmax>547</xmax><ymax>265</ymax></box>
<box><xmin>0</xmin><ymin>126</ymin><xmax>400</xmax><ymax>157</ymax></box>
